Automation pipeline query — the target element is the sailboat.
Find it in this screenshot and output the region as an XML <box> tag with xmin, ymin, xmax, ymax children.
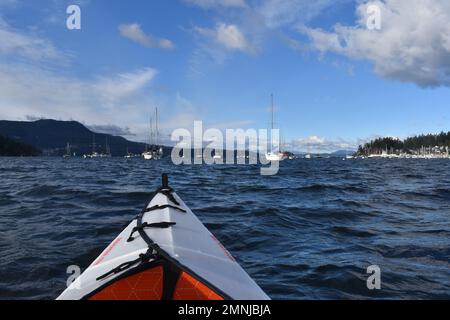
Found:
<box><xmin>152</xmin><ymin>107</ymin><xmax>163</xmax><ymax>160</ymax></box>
<box><xmin>63</xmin><ymin>142</ymin><xmax>72</xmax><ymax>158</ymax></box>
<box><xmin>84</xmin><ymin>135</ymin><xmax>111</xmax><ymax>158</ymax></box>
<box><xmin>124</xmin><ymin>147</ymin><xmax>138</xmax><ymax>159</ymax></box>
<box><xmin>265</xmin><ymin>94</ymin><xmax>287</xmax><ymax>162</ymax></box>
<box><xmin>84</xmin><ymin>135</ymin><xmax>100</xmax><ymax>159</ymax></box>
<box><xmin>142</xmin><ymin>145</ymin><xmax>153</xmax><ymax>160</ymax></box>
<box><xmin>142</xmin><ymin>114</ymin><xmax>154</xmax><ymax>160</ymax></box>
<box><xmin>143</xmin><ymin>107</ymin><xmax>164</xmax><ymax>160</ymax></box>
<box><xmin>103</xmin><ymin>137</ymin><xmax>112</xmax><ymax>158</ymax></box>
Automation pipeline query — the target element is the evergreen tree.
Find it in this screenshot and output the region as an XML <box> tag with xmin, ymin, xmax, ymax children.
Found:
<box><xmin>0</xmin><ymin>135</ymin><xmax>41</xmax><ymax>156</ymax></box>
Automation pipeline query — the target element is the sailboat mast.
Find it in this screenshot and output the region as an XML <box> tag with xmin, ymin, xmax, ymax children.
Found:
<box><xmin>270</xmin><ymin>94</ymin><xmax>274</xmax><ymax>153</ymax></box>
<box><xmin>105</xmin><ymin>136</ymin><xmax>110</xmax><ymax>155</ymax></box>
<box><xmin>271</xmin><ymin>94</ymin><xmax>274</xmax><ymax>132</ymax></box>
<box><xmin>149</xmin><ymin>115</ymin><xmax>153</xmax><ymax>146</ymax></box>
<box><xmin>155</xmin><ymin>107</ymin><xmax>159</xmax><ymax>146</ymax></box>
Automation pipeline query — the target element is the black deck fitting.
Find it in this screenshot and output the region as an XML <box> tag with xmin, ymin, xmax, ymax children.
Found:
<box><xmin>162</xmin><ymin>173</ymin><xmax>169</xmax><ymax>189</ymax></box>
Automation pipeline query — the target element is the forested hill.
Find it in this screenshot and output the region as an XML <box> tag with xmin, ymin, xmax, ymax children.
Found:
<box><xmin>0</xmin><ymin>135</ymin><xmax>41</xmax><ymax>156</ymax></box>
<box><xmin>357</xmin><ymin>132</ymin><xmax>450</xmax><ymax>155</ymax></box>
<box><xmin>0</xmin><ymin>119</ymin><xmax>151</xmax><ymax>156</ymax></box>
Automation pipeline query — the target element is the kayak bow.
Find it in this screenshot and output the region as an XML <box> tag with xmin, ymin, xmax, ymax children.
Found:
<box><xmin>57</xmin><ymin>174</ymin><xmax>269</xmax><ymax>300</ymax></box>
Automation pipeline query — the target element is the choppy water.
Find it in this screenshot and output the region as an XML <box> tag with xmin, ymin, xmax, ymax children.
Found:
<box><xmin>0</xmin><ymin>157</ymin><xmax>449</xmax><ymax>300</ymax></box>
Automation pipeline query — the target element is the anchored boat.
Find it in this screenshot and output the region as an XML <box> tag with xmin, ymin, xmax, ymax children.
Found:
<box><xmin>63</xmin><ymin>142</ymin><xmax>72</xmax><ymax>158</ymax></box>
<box><xmin>265</xmin><ymin>94</ymin><xmax>288</xmax><ymax>162</ymax></box>
<box><xmin>143</xmin><ymin>107</ymin><xmax>164</xmax><ymax>160</ymax></box>
<box><xmin>57</xmin><ymin>174</ymin><xmax>269</xmax><ymax>300</ymax></box>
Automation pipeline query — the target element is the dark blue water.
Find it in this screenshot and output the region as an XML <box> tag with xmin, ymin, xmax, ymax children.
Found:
<box><xmin>0</xmin><ymin>157</ymin><xmax>449</xmax><ymax>300</ymax></box>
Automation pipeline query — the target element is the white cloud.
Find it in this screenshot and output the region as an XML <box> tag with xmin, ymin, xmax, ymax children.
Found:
<box><xmin>93</xmin><ymin>68</ymin><xmax>158</xmax><ymax>106</ymax></box>
<box><xmin>0</xmin><ymin>63</ymin><xmax>159</xmax><ymax>140</ymax></box>
<box><xmin>301</xmin><ymin>0</ymin><xmax>450</xmax><ymax>87</ymax></box>
<box><xmin>195</xmin><ymin>23</ymin><xmax>252</xmax><ymax>53</ymax></box>
<box><xmin>216</xmin><ymin>23</ymin><xmax>251</xmax><ymax>51</ymax></box>
<box><xmin>299</xmin><ymin>135</ymin><xmax>326</xmax><ymax>146</ymax></box>
<box><xmin>118</xmin><ymin>23</ymin><xmax>175</xmax><ymax>50</ymax></box>
<box><xmin>288</xmin><ymin>135</ymin><xmax>357</xmax><ymax>153</ymax></box>
<box><xmin>184</xmin><ymin>0</ymin><xmax>246</xmax><ymax>9</ymax></box>
<box><xmin>187</xmin><ymin>0</ymin><xmax>345</xmax><ymax>70</ymax></box>
<box><xmin>0</xmin><ymin>19</ymin><xmax>66</xmax><ymax>62</ymax></box>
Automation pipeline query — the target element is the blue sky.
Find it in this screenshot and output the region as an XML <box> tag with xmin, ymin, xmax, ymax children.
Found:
<box><xmin>0</xmin><ymin>0</ymin><xmax>449</xmax><ymax>152</ymax></box>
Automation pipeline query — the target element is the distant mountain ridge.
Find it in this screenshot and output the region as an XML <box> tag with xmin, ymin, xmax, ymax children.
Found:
<box><xmin>0</xmin><ymin>119</ymin><xmax>164</xmax><ymax>157</ymax></box>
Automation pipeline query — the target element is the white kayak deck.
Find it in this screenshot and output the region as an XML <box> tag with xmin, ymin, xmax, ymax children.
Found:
<box><xmin>58</xmin><ymin>185</ymin><xmax>269</xmax><ymax>300</ymax></box>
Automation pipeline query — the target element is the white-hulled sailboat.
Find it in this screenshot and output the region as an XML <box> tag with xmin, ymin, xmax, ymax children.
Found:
<box><xmin>63</xmin><ymin>142</ymin><xmax>72</xmax><ymax>158</ymax></box>
<box><xmin>84</xmin><ymin>135</ymin><xmax>100</xmax><ymax>159</ymax></box>
<box><xmin>142</xmin><ymin>113</ymin><xmax>154</xmax><ymax>160</ymax></box>
<box><xmin>143</xmin><ymin>107</ymin><xmax>164</xmax><ymax>160</ymax></box>
<box><xmin>265</xmin><ymin>94</ymin><xmax>288</xmax><ymax>162</ymax></box>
